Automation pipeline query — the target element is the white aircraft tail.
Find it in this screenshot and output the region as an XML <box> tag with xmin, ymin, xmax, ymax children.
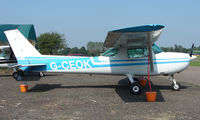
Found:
<box><xmin>4</xmin><ymin>29</ymin><xmax>41</xmax><ymax>59</ymax></box>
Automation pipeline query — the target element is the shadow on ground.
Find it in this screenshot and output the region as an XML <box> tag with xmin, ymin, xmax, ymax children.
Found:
<box><xmin>5</xmin><ymin>73</ymin><xmax>64</xmax><ymax>81</ymax></box>
<box><xmin>28</xmin><ymin>77</ymin><xmax>189</xmax><ymax>102</ymax></box>
<box><xmin>0</xmin><ymin>74</ymin><xmax>12</xmax><ymax>77</ymax></box>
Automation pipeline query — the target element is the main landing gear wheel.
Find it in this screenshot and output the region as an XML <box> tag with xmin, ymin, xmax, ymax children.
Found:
<box><xmin>129</xmin><ymin>82</ymin><xmax>142</xmax><ymax>95</ymax></box>
<box><xmin>171</xmin><ymin>82</ymin><xmax>180</xmax><ymax>91</ymax></box>
<box><xmin>12</xmin><ymin>71</ymin><xmax>23</xmax><ymax>81</ymax></box>
<box><xmin>12</xmin><ymin>72</ymin><xmax>18</xmax><ymax>79</ymax></box>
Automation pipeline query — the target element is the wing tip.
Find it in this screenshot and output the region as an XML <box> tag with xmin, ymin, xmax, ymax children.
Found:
<box><xmin>110</xmin><ymin>24</ymin><xmax>165</xmax><ymax>33</ymax></box>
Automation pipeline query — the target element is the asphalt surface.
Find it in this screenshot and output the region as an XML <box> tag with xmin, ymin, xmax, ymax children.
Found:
<box><xmin>0</xmin><ymin>67</ymin><xmax>200</xmax><ymax>120</ymax></box>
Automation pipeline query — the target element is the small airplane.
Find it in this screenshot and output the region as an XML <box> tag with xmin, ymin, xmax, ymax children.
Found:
<box><xmin>4</xmin><ymin>24</ymin><xmax>197</xmax><ymax>95</ymax></box>
<box><xmin>0</xmin><ymin>46</ymin><xmax>44</xmax><ymax>76</ymax></box>
<box><xmin>0</xmin><ymin>46</ymin><xmax>17</xmax><ymax>68</ymax></box>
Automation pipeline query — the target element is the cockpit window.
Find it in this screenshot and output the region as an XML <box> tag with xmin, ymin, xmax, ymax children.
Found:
<box><xmin>102</xmin><ymin>44</ymin><xmax>162</xmax><ymax>57</ymax></box>
<box><xmin>102</xmin><ymin>48</ymin><xmax>119</xmax><ymax>57</ymax></box>
<box><xmin>128</xmin><ymin>48</ymin><xmax>148</xmax><ymax>58</ymax></box>
<box><xmin>152</xmin><ymin>44</ymin><xmax>163</xmax><ymax>54</ymax></box>
<box><xmin>0</xmin><ymin>49</ymin><xmax>10</xmax><ymax>57</ymax></box>
<box><xmin>128</xmin><ymin>44</ymin><xmax>162</xmax><ymax>58</ymax></box>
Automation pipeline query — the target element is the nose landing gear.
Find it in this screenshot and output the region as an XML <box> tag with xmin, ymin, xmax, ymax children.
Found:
<box><xmin>169</xmin><ymin>75</ymin><xmax>180</xmax><ymax>91</ymax></box>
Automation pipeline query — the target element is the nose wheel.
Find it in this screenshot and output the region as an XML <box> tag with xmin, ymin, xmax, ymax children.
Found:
<box><xmin>171</xmin><ymin>82</ymin><xmax>180</xmax><ymax>91</ymax></box>
<box><xmin>169</xmin><ymin>75</ymin><xmax>180</xmax><ymax>91</ymax></box>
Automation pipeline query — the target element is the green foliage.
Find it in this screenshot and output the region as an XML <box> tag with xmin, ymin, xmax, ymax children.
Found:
<box><xmin>190</xmin><ymin>56</ymin><xmax>200</xmax><ymax>66</ymax></box>
<box><xmin>37</xmin><ymin>32</ymin><xmax>67</xmax><ymax>55</ymax></box>
<box><xmin>160</xmin><ymin>44</ymin><xmax>200</xmax><ymax>53</ymax></box>
<box><xmin>69</xmin><ymin>47</ymin><xmax>79</xmax><ymax>54</ymax></box>
<box><xmin>87</xmin><ymin>41</ymin><xmax>105</xmax><ymax>56</ymax></box>
<box><xmin>79</xmin><ymin>47</ymin><xmax>87</xmax><ymax>55</ymax></box>
<box><xmin>65</xmin><ymin>46</ymin><xmax>87</xmax><ymax>55</ymax></box>
<box><xmin>190</xmin><ymin>61</ymin><xmax>200</xmax><ymax>66</ymax></box>
<box><xmin>193</xmin><ymin>50</ymin><xmax>200</xmax><ymax>55</ymax></box>
<box><xmin>59</xmin><ymin>47</ymin><xmax>71</xmax><ymax>55</ymax></box>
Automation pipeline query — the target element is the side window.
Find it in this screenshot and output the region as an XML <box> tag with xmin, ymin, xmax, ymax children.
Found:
<box><xmin>128</xmin><ymin>48</ymin><xmax>148</xmax><ymax>58</ymax></box>
<box><xmin>102</xmin><ymin>48</ymin><xmax>119</xmax><ymax>57</ymax></box>
<box><xmin>0</xmin><ymin>49</ymin><xmax>4</xmax><ymax>57</ymax></box>
<box><xmin>152</xmin><ymin>44</ymin><xmax>163</xmax><ymax>54</ymax></box>
<box><xmin>0</xmin><ymin>49</ymin><xmax>11</xmax><ymax>58</ymax></box>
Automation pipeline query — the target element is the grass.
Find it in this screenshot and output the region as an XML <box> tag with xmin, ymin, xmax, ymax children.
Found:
<box><xmin>190</xmin><ymin>56</ymin><xmax>200</xmax><ymax>67</ymax></box>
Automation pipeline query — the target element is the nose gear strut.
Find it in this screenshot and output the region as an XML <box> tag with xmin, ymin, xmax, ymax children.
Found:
<box><xmin>169</xmin><ymin>75</ymin><xmax>180</xmax><ymax>91</ymax></box>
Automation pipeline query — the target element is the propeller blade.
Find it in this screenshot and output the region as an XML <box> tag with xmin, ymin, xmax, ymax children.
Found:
<box><xmin>189</xmin><ymin>43</ymin><xmax>194</xmax><ymax>57</ymax></box>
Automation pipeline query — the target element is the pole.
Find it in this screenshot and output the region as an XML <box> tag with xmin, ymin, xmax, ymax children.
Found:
<box><xmin>148</xmin><ymin>54</ymin><xmax>152</xmax><ymax>92</ymax></box>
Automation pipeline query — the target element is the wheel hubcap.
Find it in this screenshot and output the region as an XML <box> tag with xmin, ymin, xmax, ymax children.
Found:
<box><xmin>174</xmin><ymin>84</ymin><xmax>179</xmax><ymax>89</ymax></box>
<box><xmin>133</xmin><ymin>86</ymin><xmax>139</xmax><ymax>92</ymax></box>
<box><xmin>14</xmin><ymin>73</ymin><xmax>18</xmax><ymax>78</ymax></box>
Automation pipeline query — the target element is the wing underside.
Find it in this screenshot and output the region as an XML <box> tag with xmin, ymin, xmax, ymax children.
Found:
<box><xmin>104</xmin><ymin>24</ymin><xmax>164</xmax><ymax>48</ymax></box>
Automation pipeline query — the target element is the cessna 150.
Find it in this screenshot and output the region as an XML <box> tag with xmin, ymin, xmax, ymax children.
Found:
<box><xmin>4</xmin><ymin>24</ymin><xmax>196</xmax><ymax>95</ymax></box>
<box><xmin>0</xmin><ymin>46</ymin><xmax>17</xmax><ymax>68</ymax></box>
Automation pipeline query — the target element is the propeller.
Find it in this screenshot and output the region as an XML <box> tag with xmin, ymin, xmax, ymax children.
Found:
<box><xmin>189</xmin><ymin>43</ymin><xmax>194</xmax><ymax>57</ymax></box>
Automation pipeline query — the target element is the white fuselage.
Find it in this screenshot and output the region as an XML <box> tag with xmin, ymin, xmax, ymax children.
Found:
<box><xmin>26</xmin><ymin>51</ymin><xmax>191</xmax><ymax>76</ymax></box>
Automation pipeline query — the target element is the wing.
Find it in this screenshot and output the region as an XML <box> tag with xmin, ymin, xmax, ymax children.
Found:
<box><xmin>103</xmin><ymin>24</ymin><xmax>165</xmax><ymax>72</ymax></box>
<box><xmin>104</xmin><ymin>24</ymin><xmax>164</xmax><ymax>48</ymax></box>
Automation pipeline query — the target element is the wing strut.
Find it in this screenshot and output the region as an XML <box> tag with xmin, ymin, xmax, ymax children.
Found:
<box><xmin>147</xmin><ymin>32</ymin><xmax>154</xmax><ymax>72</ymax></box>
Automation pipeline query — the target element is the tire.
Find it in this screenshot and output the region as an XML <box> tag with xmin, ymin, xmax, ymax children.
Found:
<box><xmin>12</xmin><ymin>71</ymin><xmax>23</xmax><ymax>81</ymax></box>
<box><xmin>18</xmin><ymin>71</ymin><xmax>24</xmax><ymax>76</ymax></box>
<box><xmin>12</xmin><ymin>72</ymin><xmax>18</xmax><ymax>79</ymax></box>
<box><xmin>171</xmin><ymin>82</ymin><xmax>180</xmax><ymax>91</ymax></box>
<box><xmin>133</xmin><ymin>77</ymin><xmax>139</xmax><ymax>81</ymax></box>
<box><xmin>129</xmin><ymin>82</ymin><xmax>142</xmax><ymax>95</ymax></box>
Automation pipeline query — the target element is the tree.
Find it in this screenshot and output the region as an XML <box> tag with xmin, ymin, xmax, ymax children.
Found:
<box><xmin>59</xmin><ymin>47</ymin><xmax>71</xmax><ymax>55</ymax></box>
<box><xmin>79</xmin><ymin>46</ymin><xmax>87</xmax><ymax>55</ymax></box>
<box><xmin>37</xmin><ymin>32</ymin><xmax>67</xmax><ymax>55</ymax></box>
<box><xmin>161</xmin><ymin>44</ymin><xmax>192</xmax><ymax>53</ymax></box>
<box><xmin>160</xmin><ymin>47</ymin><xmax>173</xmax><ymax>52</ymax></box>
<box><xmin>87</xmin><ymin>41</ymin><xmax>105</xmax><ymax>56</ymax></box>
<box><xmin>69</xmin><ymin>47</ymin><xmax>79</xmax><ymax>54</ymax></box>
